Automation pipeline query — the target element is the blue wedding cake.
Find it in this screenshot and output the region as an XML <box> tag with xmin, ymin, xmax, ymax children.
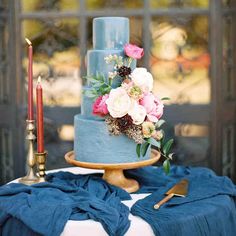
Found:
<box><xmin>74</xmin><ymin>17</ymin><xmax>150</xmax><ymax>163</ymax></box>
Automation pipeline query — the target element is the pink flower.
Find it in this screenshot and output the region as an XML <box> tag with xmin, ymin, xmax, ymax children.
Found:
<box><xmin>140</xmin><ymin>93</ymin><xmax>164</xmax><ymax>122</ymax></box>
<box><xmin>124</xmin><ymin>44</ymin><xmax>144</xmax><ymax>59</ymax></box>
<box><xmin>92</xmin><ymin>94</ymin><xmax>109</xmax><ymax>117</ymax></box>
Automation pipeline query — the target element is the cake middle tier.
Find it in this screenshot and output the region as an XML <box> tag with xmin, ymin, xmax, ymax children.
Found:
<box><xmin>74</xmin><ymin>114</ymin><xmax>151</xmax><ymax>164</ymax></box>
<box><xmin>84</xmin><ymin>49</ymin><xmax>136</xmax><ymax>118</ymax></box>
<box><xmin>87</xmin><ymin>49</ymin><xmax>124</xmax><ymax>80</ymax></box>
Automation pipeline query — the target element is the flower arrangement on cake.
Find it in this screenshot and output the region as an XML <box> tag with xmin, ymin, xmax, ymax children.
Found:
<box><xmin>85</xmin><ymin>44</ymin><xmax>173</xmax><ymax>173</ymax></box>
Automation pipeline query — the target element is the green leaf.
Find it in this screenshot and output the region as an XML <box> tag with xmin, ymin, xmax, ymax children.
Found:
<box><xmin>163</xmin><ymin>139</ymin><xmax>174</xmax><ymax>155</ymax></box>
<box><xmin>136</xmin><ymin>144</ymin><xmax>141</xmax><ymax>158</ymax></box>
<box><xmin>87</xmin><ymin>77</ymin><xmax>98</xmax><ymax>83</ymax></box>
<box><xmin>147</xmin><ymin>137</ymin><xmax>161</xmax><ymax>149</ymax></box>
<box><xmin>168</xmin><ymin>153</ymin><xmax>174</xmax><ymax>160</ymax></box>
<box><xmin>95</xmin><ymin>73</ymin><xmax>106</xmax><ymax>81</ymax></box>
<box><xmin>156</xmin><ymin>119</ymin><xmax>166</xmax><ymax>128</ymax></box>
<box><xmin>102</xmin><ymin>86</ymin><xmax>111</xmax><ymax>94</ymax></box>
<box><xmin>160</xmin><ymin>129</ymin><xmax>165</xmax><ymax>146</ymax></box>
<box><xmin>84</xmin><ymin>90</ymin><xmax>97</xmax><ymax>98</ymax></box>
<box><xmin>108</xmin><ymin>77</ymin><xmax>112</xmax><ymax>86</ymax></box>
<box><xmin>93</xmin><ymin>83</ymin><xmax>103</xmax><ymax>89</ymax></box>
<box><xmin>141</xmin><ymin>142</ymin><xmax>150</xmax><ymax>157</ymax></box>
<box><xmin>163</xmin><ymin>159</ymin><xmax>170</xmax><ymax>174</ymax></box>
<box><xmin>99</xmin><ymin>85</ymin><xmax>110</xmax><ymax>95</ymax></box>
<box><xmin>161</xmin><ymin>97</ymin><xmax>170</xmax><ymax>101</ymax></box>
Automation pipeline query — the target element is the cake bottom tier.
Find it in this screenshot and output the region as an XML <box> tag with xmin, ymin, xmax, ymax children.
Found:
<box><xmin>74</xmin><ymin>114</ymin><xmax>151</xmax><ymax>163</ymax></box>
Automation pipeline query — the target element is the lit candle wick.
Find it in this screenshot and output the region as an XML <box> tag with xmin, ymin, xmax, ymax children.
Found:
<box><xmin>38</xmin><ymin>76</ymin><xmax>41</xmax><ymax>84</ymax></box>
<box><xmin>25</xmin><ymin>38</ymin><xmax>32</xmax><ymax>46</ymax></box>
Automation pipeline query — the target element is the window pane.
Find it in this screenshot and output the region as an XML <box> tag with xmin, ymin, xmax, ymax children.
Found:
<box><xmin>222</xmin><ymin>0</ymin><xmax>231</xmax><ymax>7</ymax></box>
<box><xmin>154</xmin><ymin>123</ymin><xmax>209</xmax><ymax>167</ymax></box>
<box><xmin>174</xmin><ymin>137</ymin><xmax>209</xmax><ymax>165</ymax></box>
<box><xmin>160</xmin><ymin>123</ymin><xmax>209</xmax><ymax>166</ymax></box>
<box><xmin>0</xmin><ymin>18</ymin><xmax>9</xmax><ymax>104</ymax></box>
<box><xmin>150</xmin><ymin>16</ymin><xmax>210</xmax><ymax>104</ymax></box>
<box><xmin>222</xmin><ymin>125</ymin><xmax>235</xmax><ymax>178</ymax></box>
<box><xmin>0</xmin><ymin>128</ymin><xmax>14</xmax><ymax>184</ymax></box>
<box><xmin>150</xmin><ymin>0</ymin><xmax>209</xmax><ymax>8</ymax></box>
<box><xmin>86</xmin><ymin>0</ymin><xmax>143</xmax><ymax>10</ymax></box>
<box><xmin>22</xmin><ymin>19</ymin><xmax>81</xmax><ymax>107</ymax></box>
<box><xmin>22</xmin><ymin>0</ymin><xmax>79</xmax><ymax>12</ymax></box>
<box><xmin>223</xmin><ymin>16</ymin><xmax>235</xmax><ymax>100</ymax></box>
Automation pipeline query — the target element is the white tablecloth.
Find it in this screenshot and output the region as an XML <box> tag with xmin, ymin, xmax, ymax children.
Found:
<box><xmin>15</xmin><ymin>167</ymin><xmax>154</xmax><ymax>236</ymax></box>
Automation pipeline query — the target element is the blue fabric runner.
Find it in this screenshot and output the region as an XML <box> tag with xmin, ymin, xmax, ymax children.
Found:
<box><xmin>0</xmin><ymin>166</ymin><xmax>236</xmax><ymax>236</ymax></box>
<box><xmin>0</xmin><ymin>172</ymin><xmax>130</xmax><ymax>236</ymax></box>
<box><xmin>129</xmin><ymin>166</ymin><xmax>236</xmax><ymax>236</ymax></box>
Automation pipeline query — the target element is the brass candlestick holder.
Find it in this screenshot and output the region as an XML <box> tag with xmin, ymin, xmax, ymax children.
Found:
<box><xmin>35</xmin><ymin>151</ymin><xmax>47</xmax><ymax>182</ymax></box>
<box><xmin>19</xmin><ymin>120</ymin><xmax>39</xmax><ymax>185</ymax></box>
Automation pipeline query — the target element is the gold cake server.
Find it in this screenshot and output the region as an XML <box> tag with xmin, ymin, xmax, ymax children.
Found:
<box><xmin>154</xmin><ymin>179</ymin><xmax>189</xmax><ymax>209</ymax></box>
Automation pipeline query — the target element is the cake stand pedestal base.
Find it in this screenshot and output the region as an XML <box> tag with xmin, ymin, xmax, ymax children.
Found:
<box><xmin>103</xmin><ymin>169</ymin><xmax>139</xmax><ymax>193</ymax></box>
<box><xmin>65</xmin><ymin>150</ymin><xmax>160</xmax><ymax>193</ymax></box>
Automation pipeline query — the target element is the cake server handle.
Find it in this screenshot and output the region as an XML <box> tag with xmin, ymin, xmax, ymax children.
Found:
<box><xmin>153</xmin><ymin>193</ymin><xmax>174</xmax><ymax>210</ymax></box>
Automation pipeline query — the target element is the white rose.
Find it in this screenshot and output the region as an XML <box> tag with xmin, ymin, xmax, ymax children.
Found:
<box><xmin>128</xmin><ymin>101</ymin><xmax>147</xmax><ymax>125</ymax></box>
<box><xmin>130</xmin><ymin>67</ymin><xmax>153</xmax><ymax>93</ymax></box>
<box><xmin>106</xmin><ymin>87</ymin><xmax>132</xmax><ymax>118</ymax></box>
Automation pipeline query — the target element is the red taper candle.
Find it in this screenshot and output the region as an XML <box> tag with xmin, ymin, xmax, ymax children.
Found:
<box><xmin>36</xmin><ymin>76</ymin><xmax>44</xmax><ymax>153</ymax></box>
<box><xmin>25</xmin><ymin>38</ymin><xmax>34</xmax><ymax>120</ymax></box>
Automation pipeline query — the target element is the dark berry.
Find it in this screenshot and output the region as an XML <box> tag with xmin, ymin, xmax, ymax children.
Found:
<box><xmin>117</xmin><ymin>66</ymin><xmax>131</xmax><ymax>77</ymax></box>
<box><xmin>117</xmin><ymin>115</ymin><xmax>133</xmax><ymax>132</ymax></box>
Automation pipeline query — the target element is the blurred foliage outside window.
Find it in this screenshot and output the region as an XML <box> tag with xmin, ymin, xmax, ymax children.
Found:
<box><xmin>22</xmin><ymin>0</ymin><xmax>210</xmax><ymax>107</ymax></box>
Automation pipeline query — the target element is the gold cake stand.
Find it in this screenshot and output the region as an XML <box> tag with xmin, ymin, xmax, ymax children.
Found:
<box><xmin>65</xmin><ymin>149</ymin><xmax>161</xmax><ymax>193</ymax></box>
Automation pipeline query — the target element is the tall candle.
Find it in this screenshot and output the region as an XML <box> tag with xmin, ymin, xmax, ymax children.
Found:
<box><xmin>36</xmin><ymin>76</ymin><xmax>44</xmax><ymax>153</ymax></box>
<box><xmin>25</xmin><ymin>38</ymin><xmax>34</xmax><ymax>120</ymax></box>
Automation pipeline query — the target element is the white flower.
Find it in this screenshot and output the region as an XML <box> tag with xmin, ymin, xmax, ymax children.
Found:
<box><xmin>106</xmin><ymin>87</ymin><xmax>132</xmax><ymax>118</ymax></box>
<box><xmin>104</xmin><ymin>54</ymin><xmax>114</xmax><ymax>64</ymax></box>
<box><xmin>108</xmin><ymin>71</ymin><xmax>117</xmax><ymax>79</ymax></box>
<box><xmin>130</xmin><ymin>67</ymin><xmax>153</xmax><ymax>93</ymax></box>
<box><xmin>104</xmin><ymin>56</ymin><xmax>109</xmax><ymax>63</ymax></box>
<box><xmin>128</xmin><ymin>101</ymin><xmax>147</xmax><ymax>125</ymax></box>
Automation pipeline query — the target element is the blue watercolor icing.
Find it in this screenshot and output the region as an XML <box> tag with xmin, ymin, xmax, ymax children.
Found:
<box><xmin>93</xmin><ymin>17</ymin><xmax>129</xmax><ymax>50</ymax></box>
<box><xmin>74</xmin><ymin>115</ymin><xmax>150</xmax><ymax>163</ymax></box>
<box><xmin>74</xmin><ymin>17</ymin><xmax>146</xmax><ymax>163</ymax></box>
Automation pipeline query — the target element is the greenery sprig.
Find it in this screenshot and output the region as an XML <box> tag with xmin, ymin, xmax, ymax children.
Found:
<box><xmin>136</xmin><ymin>118</ymin><xmax>174</xmax><ymax>174</ymax></box>
<box><xmin>84</xmin><ymin>74</ymin><xmax>112</xmax><ymax>100</ymax></box>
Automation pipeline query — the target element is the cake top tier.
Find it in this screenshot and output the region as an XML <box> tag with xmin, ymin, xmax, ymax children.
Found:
<box><xmin>93</xmin><ymin>17</ymin><xmax>129</xmax><ymax>50</ymax></box>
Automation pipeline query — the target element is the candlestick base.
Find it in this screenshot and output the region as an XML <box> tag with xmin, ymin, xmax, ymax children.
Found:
<box><xmin>19</xmin><ymin>169</ymin><xmax>39</xmax><ymax>185</ymax></box>
<box><xmin>35</xmin><ymin>151</ymin><xmax>47</xmax><ymax>183</ymax></box>
<box><xmin>19</xmin><ymin>120</ymin><xmax>39</xmax><ymax>185</ymax></box>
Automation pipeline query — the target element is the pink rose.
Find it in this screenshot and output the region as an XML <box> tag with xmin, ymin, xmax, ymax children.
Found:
<box><xmin>124</xmin><ymin>44</ymin><xmax>144</xmax><ymax>59</ymax></box>
<box><xmin>140</xmin><ymin>93</ymin><xmax>164</xmax><ymax>122</ymax></box>
<box><xmin>92</xmin><ymin>94</ymin><xmax>109</xmax><ymax>117</ymax></box>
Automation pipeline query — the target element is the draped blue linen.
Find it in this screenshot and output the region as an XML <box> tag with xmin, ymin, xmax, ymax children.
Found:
<box><xmin>0</xmin><ymin>166</ymin><xmax>236</xmax><ymax>236</ymax></box>
<box><xmin>0</xmin><ymin>172</ymin><xmax>130</xmax><ymax>236</ymax></box>
<box><xmin>129</xmin><ymin>166</ymin><xmax>236</xmax><ymax>236</ymax></box>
